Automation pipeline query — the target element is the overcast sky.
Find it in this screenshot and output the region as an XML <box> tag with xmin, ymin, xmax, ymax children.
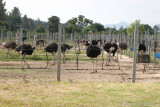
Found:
<box><xmin>3</xmin><ymin>0</ymin><xmax>160</xmax><ymax>26</ymax></box>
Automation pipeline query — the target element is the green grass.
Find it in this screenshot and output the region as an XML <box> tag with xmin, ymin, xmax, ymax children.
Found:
<box><xmin>0</xmin><ymin>81</ymin><xmax>160</xmax><ymax>107</ymax></box>
<box><xmin>0</xmin><ymin>49</ymin><xmax>104</xmax><ymax>62</ymax></box>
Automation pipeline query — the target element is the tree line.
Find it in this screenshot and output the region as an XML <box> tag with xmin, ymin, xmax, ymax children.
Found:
<box><xmin>0</xmin><ymin>0</ymin><xmax>159</xmax><ymax>36</ymax></box>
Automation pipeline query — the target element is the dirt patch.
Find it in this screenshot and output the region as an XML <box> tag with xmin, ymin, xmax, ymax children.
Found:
<box><xmin>0</xmin><ymin>55</ymin><xmax>160</xmax><ymax>83</ymax></box>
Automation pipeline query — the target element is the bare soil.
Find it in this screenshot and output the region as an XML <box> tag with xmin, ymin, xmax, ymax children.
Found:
<box><xmin>0</xmin><ymin>55</ymin><xmax>160</xmax><ymax>83</ymax></box>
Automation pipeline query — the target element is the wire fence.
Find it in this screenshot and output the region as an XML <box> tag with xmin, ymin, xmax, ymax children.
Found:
<box><xmin>0</xmin><ymin>27</ymin><xmax>160</xmax><ymax>82</ymax></box>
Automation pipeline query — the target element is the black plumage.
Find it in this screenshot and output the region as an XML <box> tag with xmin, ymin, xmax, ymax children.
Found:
<box><xmin>86</xmin><ymin>45</ymin><xmax>101</xmax><ymax>58</ymax></box>
<box><xmin>103</xmin><ymin>42</ymin><xmax>119</xmax><ymax>67</ymax></box>
<box><xmin>117</xmin><ymin>42</ymin><xmax>128</xmax><ymax>59</ymax></box>
<box><xmin>15</xmin><ymin>44</ymin><xmax>35</xmax><ymax>55</ymax></box>
<box><xmin>15</xmin><ymin>44</ymin><xmax>35</xmax><ymax>69</ymax></box>
<box><xmin>138</xmin><ymin>44</ymin><xmax>146</xmax><ymax>53</ymax></box>
<box><xmin>86</xmin><ymin>43</ymin><xmax>101</xmax><ymax>74</ymax></box>
<box><xmin>22</xmin><ymin>37</ymin><xmax>27</xmax><ymax>42</ymax></box>
<box><xmin>103</xmin><ymin>42</ymin><xmax>118</xmax><ymax>57</ymax></box>
<box><xmin>45</xmin><ymin>43</ymin><xmax>73</xmax><ymax>67</ymax></box>
<box><xmin>61</xmin><ymin>44</ymin><xmax>73</xmax><ymax>52</ymax></box>
<box><xmin>45</xmin><ymin>43</ymin><xmax>58</xmax><ymax>53</ymax></box>
<box><xmin>85</xmin><ymin>40</ymin><xmax>99</xmax><ymax>47</ymax></box>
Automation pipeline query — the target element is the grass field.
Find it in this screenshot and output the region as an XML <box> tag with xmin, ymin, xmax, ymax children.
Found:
<box><xmin>0</xmin><ymin>80</ymin><xmax>160</xmax><ymax>107</ymax></box>
<box><xmin>1</xmin><ymin>44</ymin><xmax>160</xmax><ymax>107</ymax></box>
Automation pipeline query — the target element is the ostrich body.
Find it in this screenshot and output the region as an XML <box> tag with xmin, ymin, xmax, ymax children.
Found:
<box><xmin>15</xmin><ymin>44</ymin><xmax>35</xmax><ymax>69</ymax></box>
<box><xmin>45</xmin><ymin>43</ymin><xmax>73</xmax><ymax>67</ymax></box>
<box><xmin>0</xmin><ymin>41</ymin><xmax>17</xmax><ymax>58</ymax></box>
<box><xmin>117</xmin><ymin>42</ymin><xmax>127</xmax><ymax>59</ymax></box>
<box><xmin>103</xmin><ymin>42</ymin><xmax>118</xmax><ymax>65</ymax></box>
<box><xmin>138</xmin><ymin>44</ymin><xmax>146</xmax><ymax>54</ymax></box>
<box><xmin>61</xmin><ymin>44</ymin><xmax>73</xmax><ymax>63</ymax></box>
<box><xmin>85</xmin><ymin>40</ymin><xmax>99</xmax><ymax>47</ymax></box>
<box><xmin>36</xmin><ymin>40</ymin><xmax>47</xmax><ymax>49</ymax></box>
<box><xmin>86</xmin><ymin>45</ymin><xmax>101</xmax><ymax>74</ymax></box>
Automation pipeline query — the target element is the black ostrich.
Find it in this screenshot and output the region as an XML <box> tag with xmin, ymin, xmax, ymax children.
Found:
<box><xmin>86</xmin><ymin>43</ymin><xmax>101</xmax><ymax>74</ymax></box>
<box><xmin>117</xmin><ymin>42</ymin><xmax>128</xmax><ymax>59</ymax></box>
<box><xmin>0</xmin><ymin>41</ymin><xmax>17</xmax><ymax>58</ymax></box>
<box><xmin>85</xmin><ymin>40</ymin><xmax>99</xmax><ymax>47</ymax></box>
<box><xmin>45</xmin><ymin>43</ymin><xmax>73</xmax><ymax>68</ymax></box>
<box><xmin>103</xmin><ymin>42</ymin><xmax>120</xmax><ymax>69</ymax></box>
<box><xmin>61</xmin><ymin>44</ymin><xmax>73</xmax><ymax>63</ymax></box>
<box><xmin>15</xmin><ymin>44</ymin><xmax>35</xmax><ymax>69</ymax></box>
<box><xmin>138</xmin><ymin>44</ymin><xmax>146</xmax><ymax>54</ymax></box>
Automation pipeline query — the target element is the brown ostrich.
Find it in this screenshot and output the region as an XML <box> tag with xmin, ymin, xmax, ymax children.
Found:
<box><xmin>0</xmin><ymin>41</ymin><xmax>17</xmax><ymax>58</ymax></box>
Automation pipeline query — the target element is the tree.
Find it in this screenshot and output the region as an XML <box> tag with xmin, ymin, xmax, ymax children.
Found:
<box><xmin>28</xmin><ymin>18</ymin><xmax>36</xmax><ymax>31</ymax></box>
<box><xmin>143</xmin><ymin>24</ymin><xmax>154</xmax><ymax>35</ymax></box>
<box><xmin>126</xmin><ymin>20</ymin><xmax>141</xmax><ymax>35</ymax></box>
<box><xmin>153</xmin><ymin>25</ymin><xmax>160</xmax><ymax>33</ymax></box>
<box><xmin>8</xmin><ymin>7</ymin><xmax>22</xmax><ymax>31</ymax></box>
<box><xmin>82</xmin><ymin>22</ymin><xmax>104</xmax><ymax>34</ymax></box>
<box><xmin>90</xmin><ymin>22</ymin><xmax>105</xmax><ymax>33</ymax></box>
<box><xmin>67</xmin><ymin>15</ymin><xmax>93</xmax><ymax>33</ymax></box>
<box><xmin>36</xmin><ymin>25</ymin><xmax>45</xmax><ymax>34</ymax></box>
<box><xmin>48</xmin><ymin>16</ymin><xmax>60</xmax><ymax>34</ymax></box>
<box><xmin>22</xmin><ymin>14</ymin><xmax>29</xmax><ymax>30</ymax></box>
<box><xmin>0</xmin><ymin>0</ymin><xmax>7</xmax><ymax>29</ymax></box>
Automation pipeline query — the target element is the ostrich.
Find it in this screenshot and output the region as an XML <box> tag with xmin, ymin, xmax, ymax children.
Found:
<box><xmin>15</xmin><ymin>44</ymin><xmax>35</xmax><ymax>69</ymax></box>
<box><xmin>36</xmin><ymin>40</ymin><xmax>47</xmax><ymax>49</ymax></box>
<box><xmin>103</xmin><ymin>42</ymin><xmax>120</xmax><ymax>70</ymax></box>
<box><xmin>22</xmin><ymin>37</ymin><xmax>27</xmax><ymax>44</ymax></box>
<box><xmin>103</xmin><ymin>42</ymin><xmax>118</xmax><ymax>65</ymax></box>
<box><xmin>45</xmin><ymin>43</ymin><xmax>73</xmax><ymax>68</ymax></box>
<box><xmin>61</xmin><ymin>44</ymin><xmax>73</xmax><ymax>64</ymax></box>
<box><xmin>86</xmin><ymin>31</ymin><xmax>101</xmax><ymax>74</ymax></box>
<box><xmin>0</xmin><ymin>41</ymin><xmax>17</xmax><ymax>58</ymax></box>
<box><xmin>117</xmin><ymin>42</ymin><xmax>128</xmax><ymax>59</ymax></box>
<box><xmin>138</xmin><ymin>44</ymin><xmax>146</xmax><ymax>54</ymax></box>
<box><xmin>86</xmin><ymin>45</ymin><xmax>101</xmax><ymax>74</ymax></box>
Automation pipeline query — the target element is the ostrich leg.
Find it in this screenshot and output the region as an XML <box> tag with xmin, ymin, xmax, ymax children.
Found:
<box><xmin>7</xmin><ymin>49</ymin><xmax>14</xmax><ymax>58</ymax></box>
<box><xmin>106</xmin><ymin>53</ymin><xmax>108</xmax><ymax>66</ymax></box>
<box><xmin>95</xmin><ymin>57</ymin><xmax>97</xmax><ymax>73</ymax></box>
<box><xmin>120</xmin><ymin>50</ymin><xmax>122</xmax><ymax>59</ymax></box>
<box><xmin>51</xmin><ymin>52</ymin><xmax>55</xmax><ymax>65</ymax></box>
<box><xmin>6</xmin><ymin>50</ymin><xmax>8</xmax><ymax>58</ymax></box>
<box><xmin>101</xmin><ymin>50</ymin><xmax>104</xmax><ymax>69</ymax></box>
<box><xmin>62</xmin><ymin>52</ymin><xmax>66</xmax><ymax>64</ymax></box>
<box><xmin>45</xmin><ymin>52</ymin><xmax>49</xmax><ymax>68</ymax></box>
<box><xmin>23</xmin><ymin>54</ymin><xmax>30</xmax><ymax>68</ymax></box>
<box><xmin>117</xmin><ymin>49</ymin><xmax>119</xmax><ymax>59</ymax></box>
<box><xmin>20</xmin><ymin>54</ymin><xmax>23</xmax><ymax>69</ymax></box>
<box><xmin>91</xmin><ymin>58</ymin><xmax>94</xmax><ymax>74</ymax></box>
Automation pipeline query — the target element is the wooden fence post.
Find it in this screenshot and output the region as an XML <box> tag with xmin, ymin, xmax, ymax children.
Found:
<box><xmin>132</xmin><ymin>25</ymin><xmax>139</xmax><ymax>83</ymax></box>
<box><xmin>57</xmin><ymin>23</ymin><xmax>62</xmax><ymax>82</ymax></box>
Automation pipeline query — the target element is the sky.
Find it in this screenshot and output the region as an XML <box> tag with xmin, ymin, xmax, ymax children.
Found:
<box><xmin>3</xmin><ymin>0</ymin><xmax>160</xmax><ymax>26</ymax></box>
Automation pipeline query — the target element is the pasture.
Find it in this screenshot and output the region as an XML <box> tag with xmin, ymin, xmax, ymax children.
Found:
<box><xmin>1</xmin><ymin>28</ymin><xmax>160</xmax><ymax>106</ymax></box>
<box><xmin>0</xmin><ymin>48</ymin><xmax>160</xmax><ymax>106</ymax></box>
